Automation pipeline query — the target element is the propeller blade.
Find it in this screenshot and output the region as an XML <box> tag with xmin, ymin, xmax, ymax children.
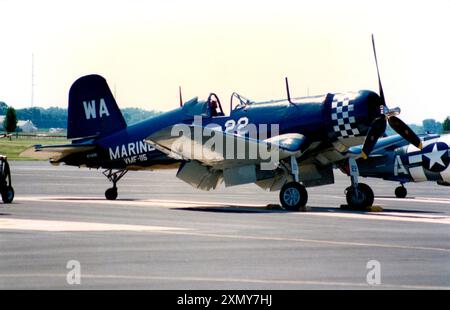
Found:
<box><xmin>388</xmin><ymin>116</ymin><xmax>423</xmax><ymax>150</ymax></box>
<box><xmin>371</xmin><ymin>34</ymin><xmax>386</xmax><ymax>107</ymax></box>
<box><xmin>368</xmin><ymin>35</ymin><xmax>423</xmax><ymax>153</ymax></box>
<box><xmin>361</xmin><ymin>116</ymin><xmax>387</xmax><ymax>159</ymax></box>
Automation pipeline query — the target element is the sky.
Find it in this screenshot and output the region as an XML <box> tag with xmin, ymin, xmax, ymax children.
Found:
<box><xmin>0</xmin><ymin>0</ymin><xmax>449</xmax><ymax>124</ymax></box>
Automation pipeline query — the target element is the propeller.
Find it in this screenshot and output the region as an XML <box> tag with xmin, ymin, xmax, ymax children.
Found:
<box><xmin>360</xmin><ymin>35</ymin><xmax>423</xmax><ymax>159</ymax></box>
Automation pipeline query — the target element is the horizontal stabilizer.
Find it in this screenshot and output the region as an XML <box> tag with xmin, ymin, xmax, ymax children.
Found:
<box><xmin>35</xmin><ymin>143</ymin><xmax>96</xmax><ymax>153</ymax></box>
<box><xmin>34</xmin><ymin>143</ymin><xmax>96</xmax><ymax>162</ymax></box>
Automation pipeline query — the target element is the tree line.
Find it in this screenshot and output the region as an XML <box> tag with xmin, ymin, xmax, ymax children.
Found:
<box><xmin>1</xmin><ymin>101</ymin><xmax>450</xmax><ymax>134</ymax></box>
<box><xmin>386</xmin><ymin>117</ymin><xmax>450</xmax><ymax>135</ymax></box>
<box><xmin>1</xmin><ymin>102</ymin><xmax>161</xmax><ymax>131</ymax></box>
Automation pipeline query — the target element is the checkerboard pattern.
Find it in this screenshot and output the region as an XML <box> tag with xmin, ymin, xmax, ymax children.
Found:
<box><xmin>331</xmin><ymin>94</ymin><xmax>360</xmax><ymax>139</ymax></box>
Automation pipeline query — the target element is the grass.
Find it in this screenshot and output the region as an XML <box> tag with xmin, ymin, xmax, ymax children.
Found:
<box><xmin>0</xmin><ymin>136</ymin><xmax>68</xmax><ymax>160</ymax></box>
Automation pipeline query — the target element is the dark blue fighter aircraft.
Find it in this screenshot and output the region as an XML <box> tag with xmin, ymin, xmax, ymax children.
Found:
<box><xmin>36</xmin><ymin>36</ymin><xmax>423</xmax><ymax>210</ymax></box>
<box><xmin>338</xmin><ymin>133</ymin><xmax>450</xmax><ymax>199</ymax></box>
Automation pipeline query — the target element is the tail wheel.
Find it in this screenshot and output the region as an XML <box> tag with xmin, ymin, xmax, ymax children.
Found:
<box><xmin>103</xmin><ymin>169</ymin><xmax>127</xmax><ymax>201</ymax></box>
<box><xmin>105</xmin><ymin>187</ymin><xmax>118</xmax><ymax>200</ymax></box>
<box><xmin>345</xmin><ymin>183</ymin><xmax>374</xmax><ymax>210</ymax></box>
<box><xmin>280</xmin><ymin>182</ymin><xmax>308</xmax><ymax>211</ymax></box>
<box><xmin>395</xmin><ymin>186</ymin><xmax>407</xmax><ymax>198</ymax></box>
<box><xmin>1</xmin><ymin>186</ymin><xmax>14</xmax><ymax>203</ymax></box>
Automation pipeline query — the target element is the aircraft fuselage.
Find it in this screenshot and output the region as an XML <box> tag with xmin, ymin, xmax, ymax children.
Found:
<box><xmin>356</xmin><ymin>134</ymin><xmax>450</xmax><ymax>185</ymax></box>
<box><xmin>60</xmin><ymin>90</ymin><xmax>383</xmax><ymax>171</ymax></box>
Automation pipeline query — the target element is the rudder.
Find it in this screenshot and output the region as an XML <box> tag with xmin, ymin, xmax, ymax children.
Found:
<box><xmin>67</xmin><ymin>74</ymin><xmax>127</xmax><ymax>139</ymax></box>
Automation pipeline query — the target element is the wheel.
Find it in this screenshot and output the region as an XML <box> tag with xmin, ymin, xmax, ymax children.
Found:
<box><xmin>279</xmin><ymin>182</ymin><xmax>308</xmax><ymax>211</ymax></box>
<box><xmin>395</xmin><ymin>186</ymin><xmax>407</xmax><ymax>198</ymax></box>
<box><xmin>105</xmin><ymin>187</ymin><xmax>118</xmax><ymax>200</ymax></box>
<box><xmin>345</xmin><ymin>183</ymin><xmax>374</xmax><ymax>210</ymax></box>
<box><xmin>1</xmin><ymin>186</ymin><xmax>14</xmax><ymax>203</ymax></box>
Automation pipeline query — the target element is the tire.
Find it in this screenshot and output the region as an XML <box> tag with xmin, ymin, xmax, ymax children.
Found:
<box><xmin>345</xmin><ymin>183</ymin><xmax>374</xmax><ymax>210</ymax></box>
<box><xmin>395</xmin><ymin>186</ymin><xmax>407</xmax><ymax>198</ymax></box>
<box><xmin>105</xmin><ymin>187</ymin><xmax>118</xmax><ymax>200</ymax></box>
<box><xmin>279</xmin><ymin>182</ymin><xmax>308</xmax><ymax>211</ymax></box>
<box><xmin>1</xmin><ymin>186</ymin><xmax>14</xmax><ymax>203</ymax></box>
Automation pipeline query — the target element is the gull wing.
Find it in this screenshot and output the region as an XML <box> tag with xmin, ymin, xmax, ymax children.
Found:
<box><xmin>146</xmin><ymin>124</ymin><xmax>306</xmax><ymax>169</ymax></box>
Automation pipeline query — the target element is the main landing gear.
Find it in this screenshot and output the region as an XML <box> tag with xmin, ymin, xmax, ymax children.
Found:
<box><xmin>103</xmin><ymin>169</ymin><xmax>128</xmax><ymax>200</ymax></box>
<box><xmin>395</xmin><ymin>184</ymin><xmax>407</xmax><ymax>198</ymax></box>
<box><xmin>279</xmin><ymin>156</ymin><xmax>308</xmax><ymax>211</ymax></box>
<box><xmin>345</xmin><ymin>158</ymin><xmax>374</xmax><ymax>210</ymax></box>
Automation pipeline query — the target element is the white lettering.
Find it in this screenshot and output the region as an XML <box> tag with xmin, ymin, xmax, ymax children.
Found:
<box><xmin>99</xmin><ymin>98</ymin><xmax>110</xmax><ymax>118</ymax></box>
<box><xmin>121</xmin><ymin>144</ymin><xmax>128</xmax><ymax>158</ymax></box>
<box><xmin>83</xmin><ymin>100</ymin><xmax>96</xmax><ymax>119</ymax></box>
<box><xmin>128</xmin><ymin>142</ymin><xmax>136</xmax><ymax>156</ymax></box>
<box><xmin>109</xmin><ymin>146</ymin><xmax>120</xmax><ymax>160</ymax></box>
<box><xmin>139</xmin><ymin>140</ymin><xmax>148</xmax><ymax>153</ymax></box>
<box><xmin>394</xmin><ymin>155</ymin><xmax>408</xmax><ymax>176</ymax></box>
<box><xmin>108</xmin><ymin>140</ymin><xmax>155</xmax><ymax>160</ymax></box>
<box><xmin>177</xmin><ymin>294</ymin><xmax>211</xmax><ymax>307</ymax></box>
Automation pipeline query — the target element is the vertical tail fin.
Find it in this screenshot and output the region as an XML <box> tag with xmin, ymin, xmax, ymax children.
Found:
<box><xmin>67</xmin><ymin>75</ymin><xmax>127</xmax><ymax>139</ymax></box>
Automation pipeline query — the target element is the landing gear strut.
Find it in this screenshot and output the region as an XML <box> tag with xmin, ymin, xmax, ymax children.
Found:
<box><xmin>345</xmin><ymin>158</ymin><xmax>374</xmax><ymax>210</ymax></box>
<box><xmin>279</xmin><ymin>156</ymin><xmax>308</xmax><ymax>211</ymax></box>
<box><xmin>103</xmin><ymin>169</ymin><xmax>128</xmax><ymax>200</ymax></box>
<box><xmin>395</xmin><ymin>184</ymin><xmax>407</xmax><ymax>198</ymax></box>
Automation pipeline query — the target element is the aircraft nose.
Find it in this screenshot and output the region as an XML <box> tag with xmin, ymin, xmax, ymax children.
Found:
<box><xmin>328</xmin><ymin>90</ymin><xmax>384</xmax><ymax>142</ymax></box>
<box><xmin>352</xmin><ymin>90</ymin><xmax>384</xmax><ymax>128</ymax></box>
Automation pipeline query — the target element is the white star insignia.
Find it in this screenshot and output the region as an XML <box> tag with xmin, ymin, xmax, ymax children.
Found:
<box><xmin>423</xmin><ymin>144</ymin><xmax>446</xmax><ymax>169</ymax></box>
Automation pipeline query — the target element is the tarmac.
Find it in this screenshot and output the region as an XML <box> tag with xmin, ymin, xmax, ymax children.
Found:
<box><xmin>0</xmin><ymin>161</ymin><xmax>449</xmax><ymax>289</ymax></box>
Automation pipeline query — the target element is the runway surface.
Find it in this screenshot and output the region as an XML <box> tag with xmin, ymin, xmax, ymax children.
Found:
<box><xmin>0</xmin><ymin>161</ymin><xmax>449</xmax><ymax>289</ymax></box>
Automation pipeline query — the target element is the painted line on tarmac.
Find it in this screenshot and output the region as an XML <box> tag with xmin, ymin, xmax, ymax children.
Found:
<box><xmin>15</xmin><ymin>196</ymin><xmax>264</xmax><ymax>209</ymax></box>
<box><xmin>330</xmin><ymin>195</ymin><xmax>450</xmax><ymax>205</ymax></box>
<box><xmin>15</xmin><ymin>196</ymin><xmax>450</xmax><ymax>225</ymax></box>
<box><xmin>13</xmin><ymin>173</ymin><xmax>104</xmax><ymax>179</ymax></box>
<box><xmin>298</xmin><ymin>210</ymin><xmax>450</xmax><ymax>225</ymax></box>
<box><xmin>376</xmin><ymin>196</ymin><xmax>450</xmax><ymax>205</ymax></box>
<box><xmin>0</xmin><ymin>218</ymin><xmax>189</xmax><ymax>232</ymax></box>
<box><xmin>155</xmin><ymin>230</ymin><xmax>450</xmax><ymax>253</ymax></box>
<box><xmin>1</xmin><ymin>217</ymin><xmax>449</xmax><ymax>253</ymax></box>
<box><xmin>0</xmin><ymin>273</ymin><xmax>449</xmax><ymax>290</ymax></box>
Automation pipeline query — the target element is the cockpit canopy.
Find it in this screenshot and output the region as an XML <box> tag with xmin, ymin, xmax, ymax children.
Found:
<box><xmin>180</xmin><ymin>91</ymin><xmax>257</xmax><ymax>119</ymax></box>
<box><xmin>181</xmin><ymin>93</ymin><xmax>225</xmax><ymax>118</ymax></box>
<box><xmin>230</xmin><ymin>92</ymin><xmax>254</xmax><ymax>112</ymax></box>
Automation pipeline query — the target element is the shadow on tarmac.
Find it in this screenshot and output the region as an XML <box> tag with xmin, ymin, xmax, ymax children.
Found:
<box><xmin>22</xmin><ymin>196</ymin><xmax>443</xmax><ymax>215</ymax></box>
<box><xmin>173</xmin><ymin>205</ymin><xmax>442</xmax><ymax>215</ymax></box>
